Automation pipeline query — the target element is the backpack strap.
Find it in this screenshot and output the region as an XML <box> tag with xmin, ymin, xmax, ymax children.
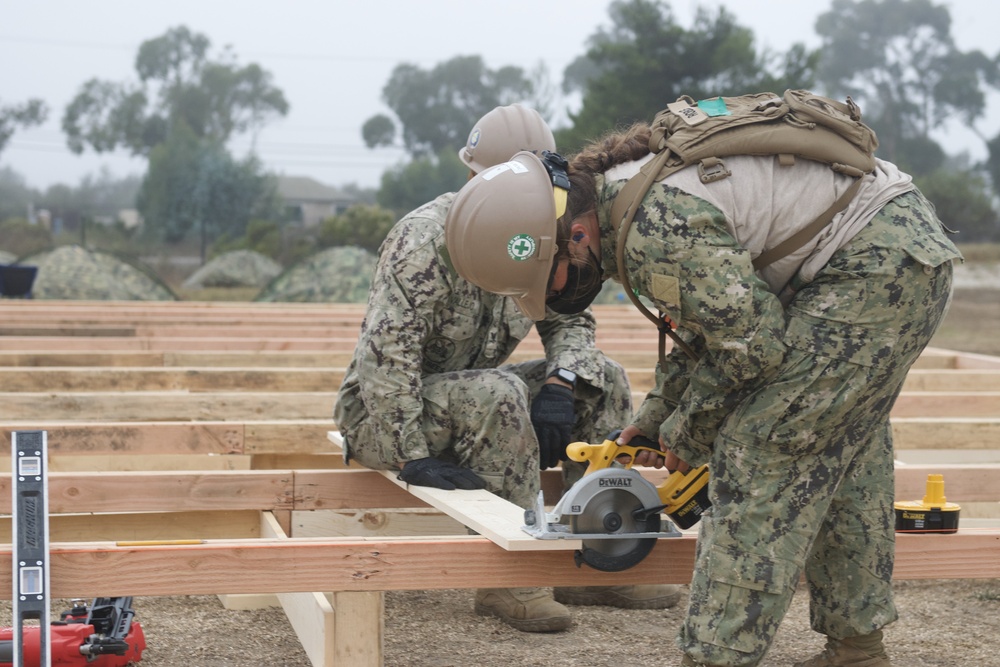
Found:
<box><xmin>609</xmin><ymin>150</ymin><xmax>700</xmax><ymax>363</ymax></box>
<box><xmin>608</xmin><ymin>159</ymin><xmax>865</xmax><ymax>365</ymax></box>
<box><xmin>751</xmin><ymin>177</ymin><xmax>863</xmax><ymax>271</ymax></box>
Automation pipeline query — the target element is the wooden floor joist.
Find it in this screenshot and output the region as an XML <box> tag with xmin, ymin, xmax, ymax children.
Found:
<box><xmin>0</xmin><ymin>347</ymin><xmax>970</xmax><ymax>369</ymax></box>
<box><xmin>3</xmin><ymin>365</ymin><xmax>999</xmax><ymax>394</ymax></box>
<box><xmin>0</xmin><ymin>465</ymin><xmax>994</xmax><ymax>518</ymax></box>
<box><xmin>0</xmin><ymin>529</ymin><xmax>998</xmax><ymax>599</ymax></box>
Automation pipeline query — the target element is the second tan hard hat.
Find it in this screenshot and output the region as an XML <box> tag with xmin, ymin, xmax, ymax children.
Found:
<box><xmin>445</xmin><ymin>151</ymin><xmax>567</xmax><ymax>321</ymax></box>
<box><xmin>458</xmin><ymin>104</ymin><xmax>556</xmax><ymax>174</ymax></box>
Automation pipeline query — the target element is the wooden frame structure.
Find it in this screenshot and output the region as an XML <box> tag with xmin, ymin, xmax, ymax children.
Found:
<box><xmin>1</xmin><ymin>300</ymin><xmax>999</xmax><ymax>666</ymax></box>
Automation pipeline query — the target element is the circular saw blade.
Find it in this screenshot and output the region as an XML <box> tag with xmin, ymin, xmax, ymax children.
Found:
<box><xmin>571</xmin><ymin>487</ymin><xmax>653</xmax><ymax>560</ymax></box>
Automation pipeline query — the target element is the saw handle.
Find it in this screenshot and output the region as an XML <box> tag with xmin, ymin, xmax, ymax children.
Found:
<box><xmin>565</xmin><ymin>436</ymin><xmax>664</xmax><ymax>472</ymax></box>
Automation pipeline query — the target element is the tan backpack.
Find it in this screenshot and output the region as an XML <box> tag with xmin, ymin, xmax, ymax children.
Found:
<box><xmin>607</xmin><ymin>89</ymin><xmax>879</xmax><ymax>361</ymax></box>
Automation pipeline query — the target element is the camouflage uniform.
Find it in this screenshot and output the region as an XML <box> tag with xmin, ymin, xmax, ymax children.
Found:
<box><xmin>595</xmin><ymin>177</ymin><xmax>961</xmax><ymax>666</ymax></box>
<box><xmin>335</xmin><ymin>193</ymin><xmax>633</xmax><ymax>509</ymax></box>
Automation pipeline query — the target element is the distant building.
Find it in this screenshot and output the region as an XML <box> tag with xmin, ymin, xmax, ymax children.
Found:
<box><xmin>118</xmin><ymin>209</ymin><xmax>142</xmax><ymax>229</ymax></box>
<box><xmin>277</xmin><ymin>176</ymin><xmax>356</xmax><ymax>228</ymax></box>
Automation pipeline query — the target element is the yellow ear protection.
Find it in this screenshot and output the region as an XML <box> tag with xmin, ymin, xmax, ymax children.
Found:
<box><xmin>540</xmin><ymin>150</ymin><xmax>570</xmax><ymax>219</ymax></box>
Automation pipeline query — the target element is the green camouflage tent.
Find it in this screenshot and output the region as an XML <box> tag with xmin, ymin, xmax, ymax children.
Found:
<box><xmin>255</xmin><ymin>246</ymin><xmax>375</xmax><ymax>303</ymax></box>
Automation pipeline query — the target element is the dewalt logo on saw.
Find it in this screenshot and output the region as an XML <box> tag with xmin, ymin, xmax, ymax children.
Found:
<box><xmin>598</xmin><ymin>477</ymin><xmax>632</xmax><ymax>487</ymax></box>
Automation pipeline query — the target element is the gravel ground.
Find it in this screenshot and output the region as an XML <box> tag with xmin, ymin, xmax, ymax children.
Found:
<box><xmin>16</xmin><ymin>578</ymin><xmax>996</xmax><ymax>666</ymax></box>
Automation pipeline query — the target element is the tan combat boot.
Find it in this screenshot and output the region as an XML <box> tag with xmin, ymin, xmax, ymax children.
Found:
<box><xmin>553</xmin><ymin>584</ymin><xmax>681</xmax><ymax>610</ymax></box>
<box><xmin>474</xmin><ymin>587</ymin><xmax>571</xmax><ymax>632</ymax></box>
<box><xmin>794</xmin><ymin>631</ymin><xmax>892</xmax><ymax>667</ymax></box>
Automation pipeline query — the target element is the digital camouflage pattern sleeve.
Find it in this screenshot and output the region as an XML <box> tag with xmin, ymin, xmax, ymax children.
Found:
<box><xmin>349</xmin><ymin>195</ymin><xmax>459</xmax><ymax>464</ymax></box>
<box><xmin>535</xmin><ymin>308</ymin><xmax>606</xmax><ymax>390</ymax></box>
<box><xmin>622</xmin><ymin>184</ymin><xmax>787</xmax><ymax>466</ymax></box>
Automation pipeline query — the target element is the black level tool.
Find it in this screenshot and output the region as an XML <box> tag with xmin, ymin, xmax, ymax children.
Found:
<box><xmin>11</xmin><ymin>430</ymin><xmax>50</xmax><ymax>667</ymax></box>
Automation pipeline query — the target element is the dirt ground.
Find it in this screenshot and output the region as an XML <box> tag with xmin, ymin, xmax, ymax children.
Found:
<box><xmin>27</xmin><ymin>578</ymin><xmax>999</xmax><ymax>666</ymax></box>
<box><xmin>5</xmin><ymin>276</ymin><xmax>999</xmax><ymax>666</ymax></box>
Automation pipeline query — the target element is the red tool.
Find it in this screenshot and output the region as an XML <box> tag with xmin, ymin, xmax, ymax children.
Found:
<box><xmin>0</xmin><ymin>598</ymin><xmax>145</xmax><ymax>666</ymax></box>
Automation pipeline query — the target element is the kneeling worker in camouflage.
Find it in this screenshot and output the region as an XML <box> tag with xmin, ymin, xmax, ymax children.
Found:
<box><xmin>334</xmin><ymin>104</ymin><xmax>680</xmax><ymax>632</ymax></box>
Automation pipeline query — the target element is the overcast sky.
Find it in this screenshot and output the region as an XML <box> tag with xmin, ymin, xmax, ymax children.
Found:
<box><xmin>2</xmin><ymin>0</ymin><xmax>998</xmax><ymax>192</ymax></box>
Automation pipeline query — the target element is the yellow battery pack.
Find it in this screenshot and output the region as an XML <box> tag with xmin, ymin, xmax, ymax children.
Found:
<box><xmin>894</xmin><ymin>474</ymin><xmax>960</xmax><ymax>534</ymax></box>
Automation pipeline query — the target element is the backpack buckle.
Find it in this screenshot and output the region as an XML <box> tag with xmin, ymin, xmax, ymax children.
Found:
<box><xmin>698</xmin><ymin>157</ymin><xmax>731</xmax><ymax>183</ymax></box>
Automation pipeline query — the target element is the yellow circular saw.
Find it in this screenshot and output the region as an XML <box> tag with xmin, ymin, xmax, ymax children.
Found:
<box><xmin>522</xmin><ymin>435</ymin><xmax>711</xmax><ymax>571</ymax></box>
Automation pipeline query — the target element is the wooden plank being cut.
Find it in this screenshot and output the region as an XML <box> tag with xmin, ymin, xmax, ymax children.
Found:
<box><xmin>326</xmin><ymin>431</ymin><xmax>576</xmax><ymax>552</ymax></box>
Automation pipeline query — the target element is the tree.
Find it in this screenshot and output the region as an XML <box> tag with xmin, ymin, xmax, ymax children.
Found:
<box><xmin>363</xmin><ymin>55</ymin><xmax>542</xmax><ymax>158</ymax></box>
<box><xmin>0</xmin><ymin>98</ymin><xmax>48</xmax><ymax>156</ymax></box>
<box><xmin>815</xmin><ymin>0</ymin><xmax>1000</xmax><ymax>168</ymax></box>
<box><xmin>317</xmin><ymin>204</ymin><xmax>397</xmax><ymax>253</ymax></box>
<box><xmin>558</xmin><ymin>0</ymin><xmax>817</xmax><ymax>151</ymax></box>
<box><xmin>916</xmin><ymin>168</ymin><xmax>999</xmax><ymax>242</ymax></box>
<box><xmin>986</xmin><ymin>133</ymin><xmax>1000</xmax><ymax>206</ymax></box>
<box><xmin>62</xmin><ymin>26</ymin><xmax>289</xmax><ymax>157</ymax></box>
<box><xmin>0</xmin><ymin>167</ymin><xmax>38</xmax><ymax>223</ymax></box>
<box><xmin>0</xmin><ymin>217</ymin><xmax>53</xmax><ymax>258</ymax></box>
<box><xmin>136</xmin><ymin>121</ymin><xmax>279</xmax><ymax>258</ymax></box>
<box><xmin>375</xmin><ymin>149</ymin><xmax>469</xmax><ymax>217</ymax></box>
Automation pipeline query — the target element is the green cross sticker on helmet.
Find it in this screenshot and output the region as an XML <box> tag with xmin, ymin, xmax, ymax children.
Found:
<box><xmin>507</xmin><ymin>233</ymin><xmax>537</xmax><ymax>261</ymax></box>
<box><xmin>444</xmin><ymin>150</ymin><xmax>569</xmax><ymax>321</ymax></box>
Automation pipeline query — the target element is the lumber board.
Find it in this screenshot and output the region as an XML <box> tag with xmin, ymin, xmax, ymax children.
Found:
<box><xmin>0</xmin><ymin>470</ymin><xmax>294</xmax><ymax>514</ymax></box>
<box><xmin>290</xmin><ymin>509</ymin><xmax>467</xmax><ymax>538</ymax></box>
<box><xmin>0</xmin><ymin>466</ymin><xmax>989</xmax><ymax>517</ymax></box>
<box><xmin>0</xmin><ymin>324</ymin><xmax>366</xmax><ymax>338</ymax></box>
<box><xmin>293</xmin><ymin>470</ymin><xmax>431</xmax><ymax>511</ymax></box>
<box><xmin>0</xmin><ymin>367</ymin><xmax>345</xmax><ymax>392</ymax></box>
<box><xmin>893</xmin><ymin>464</ymin><xmax>1000</xmax><ymax>502</ymax></box>
<box><xmin>0</xmin><ymin>420</ymin><xmax>339</xmax><ymax>457</ymax></box>
<box><xmin>889</xmin><ymin>392</ymin><xmax>1000</xmax><ymax>417</ymax></box>
<box><xmin>0</xmin><ymin>535</ymin><xmax>698</xmax><ymax>596</ymax></box>
<box><xmin>325</xmin><ymin>432</ymin><xmax>576</xmax><ymax>551</ymax></box>
<box><xmin>0</xmin><ymin>510</ymin><xmax>262</xmax><ymax>543</ymax></box>
<box><xmin>249</xmin><ymin>453</ymin><xmax>347</xmax><ymax>470</ymax></box>
<box><xmin>0</xmin><ymin>333</ymin><xmax>659</xmax><ymax>352</ymax></box>
<box><xmin>2</xmin><ymin>366</ymin><xmax>998</xmax><ymax>394</ymax></box>
<box><xmin>332</xmin><ymin>591</ymin><xmax>383</xmax><ymax>667</ymax></box>
<box><xmin>43</xmin><ymin>454</ymin><xmax>253</xmax><ymax>473</ymax></box>
<box><xmin>0</xmin><ymin>419</ymin><xmax>995</xmax><ymax>458</ymax></box>
<box><xmin>3</xmin><ymin>390</ymin><xmax>994</xmax><ymax>423</ymax></box>
<box><xmin>0</xmin><ymin>421</ymin><xmax>245</xmax><ymax>455</ymax></box>
<box><xmin>0</xmin><ymin>391</ymin><xmax>336</xmax><ymax>420</ymax></box>
<box><xmin>373</xmin><ymin>471</ymin><xmax>572</xmax><ymax>552</ymax></box>
<box><xmin>0</xmin><ymin>335</ymin><xmax>369</xmax><ymax>352</ymax></box>
<box><xmin>262</xmin><ymin>512</ymin><xmax>340</xmax><ymax>667</ymax></box>
<box><xmin>0</xmin><ymin>348</ymin><xmax>967</xmax><ymax>370</ymax></box>
<box><xmin>900</xmin><ymin>369</ymin><xmax>1000</xmax><ymax>392</ymax></box>
<box><xmin>891</xmin><ymin>418</ymin><xmax>1000</xmax><ymax>450</ymax></box>
<box><xmin>1</xmin><ymin>529</ymin><xmax>998</xmax><ymax>598</ymax></box>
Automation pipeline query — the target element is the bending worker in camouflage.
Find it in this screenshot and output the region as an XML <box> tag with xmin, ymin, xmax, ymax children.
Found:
<box><xmin>444</xmin><ymin>121</ymin><xmax>961</xmax><ymax>664</ymax></box>
<box><xmin>334</xmin><ymin>104</ymin><xmax>680</xmax><ymax>633</ymax></box>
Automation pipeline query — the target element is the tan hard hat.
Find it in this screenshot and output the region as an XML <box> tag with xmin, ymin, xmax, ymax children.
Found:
<box><xmin>458</xmin><ymin>104</ymin><xmax>556</xmax><ymax>173</ymax></box>
<box><xmin>445</xmin><ymin>151</ymin><xmax>568</xmax><ymax>321</ymax></box>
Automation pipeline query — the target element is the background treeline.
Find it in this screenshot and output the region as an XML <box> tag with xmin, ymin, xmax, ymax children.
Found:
<box><xmin>1</xmin><ymin>0</ymin><xmax>998</xmax><ymax>271</ymax></box>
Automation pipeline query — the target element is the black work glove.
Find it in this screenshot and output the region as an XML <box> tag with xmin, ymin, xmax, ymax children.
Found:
<box><xmin>530</xmin><ymin>383</ymin><xmax>576</xmax><ymax>470</ymax></box>
<box><xmin>397</xmin><ymin>457</ymin><xmax>487</xmax><ymax>491</ymax></box>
